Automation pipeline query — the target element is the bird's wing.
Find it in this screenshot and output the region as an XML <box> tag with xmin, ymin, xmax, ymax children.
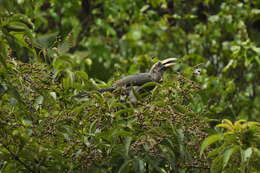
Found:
<box><xmin>114</xmin><ymin>73</ymin><xmax>154</xmax><ymax>87</ymax></box>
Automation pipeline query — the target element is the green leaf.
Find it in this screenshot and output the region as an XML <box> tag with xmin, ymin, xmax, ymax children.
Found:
<box><xmin>251</xmin><ymin>46</ymin><xmax>260</xmax><ymax>55</ymax></box>
<box><xmin>34</xmin><ymin>32</ymin><xmax>58</xmax><ymax>48</ymax></box>
<box><xmin>89</xmin><ymin>119</ymin><xmax>98</xmax><ymax>135</ymax></box>
<box><xmin>210</xmin><ymin>156</ymin><xmax>224</xmax><ymax>173</ymax></box>
<box><xmin>222</xmin><ymin>145</ymin><xmax>240</xmax><ymax>169</ymax></box>
<box><xmin>83</xmin><ymin>136</ymin><xmax>90</xmax><ymax>147</ymax></box>
<box><xmin>4</xmin><ymin>21</ymin><xmax>29</xmax><ymax>32</ymax></box>
<box><xmin>208</xmin><ymin>148</ymin><xmax>222</xmax><ymax>157</ymax></box>
<box><xmin>216</xmin><ymin>123</ymin><xmax>234</xmax><ymax>131</ymax></box>
<box><xmin>0</xmin><ymin>55</ymin><xmax>8</xmax><ymax>68</ymax></box>
<box><xmin>242</xmin><ymin>147</ymin><xmax>253</xmax><ymax>163</ymax></box>
<box><xmin>124</xmin><ymin>136</ymin><xmax>132</xmax><ymax>158</ymax></box>
<box><xmin>134</xmin><ymin>158</ymin><xmax>145</xmax><ymax>173</ymax></box>
<box><xmin>118</xmin><ymin>159</ymin><xmax>132</xmax><ymax>173</ymax></box>
<box><xmin>75</xmin><ymin>71</ymin><xmax>88</xmax><ymax>81</ymax></box>
<box><xmin>49</xmin><ymin>92</ymin><xmax>57</xmax><ymax>100</ymax></box>
<box><xmin>10</xmin><ymin>13</ymin><xmax>34</xmax><ymax>30</ymax></box>
<box><xmin>139</xmin><ymin>81</ymin><xmax>158</xmax><ymax>90</ymax></box>
<box><xmin>114</xmin><ymin>108</ymin><xmax>133</xmax><ymax>118</ymax></box>
<box><xmin>252</xmin><ymin>147</ymin><xmax>260</xmax><ymax>157</ymax></box>
<box><xmin>173</xmin><ymin>104</ymin><xmax>195</xmax><ymax>116</ymax></box>
<box><xmin>200</xmin><ymin>134</ymin><xmax>223</xmax><ymax>157</ymax></box>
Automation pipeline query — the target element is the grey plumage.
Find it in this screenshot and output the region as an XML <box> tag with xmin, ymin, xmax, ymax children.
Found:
<box><xmin>73</xmin><ymin>58</ymin><xmax>177</xmax><ymax>101</ymax></box>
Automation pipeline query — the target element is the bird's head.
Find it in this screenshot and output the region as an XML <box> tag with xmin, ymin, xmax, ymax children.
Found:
<box><xmin>149</xmin><ymin>58</ymin><xmax>177</xmax><ymax>81</ymax></box>
<box><xmin>149</xmin><ymin>58</ymin><xmax>177</xmax><ymax>74</ymax></box>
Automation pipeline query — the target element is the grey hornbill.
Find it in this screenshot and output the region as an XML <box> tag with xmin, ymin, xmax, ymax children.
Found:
<box><xmin>73</xmin><ymin>58</ymin><xmax>177</xmax><ymax>102</ymax></box>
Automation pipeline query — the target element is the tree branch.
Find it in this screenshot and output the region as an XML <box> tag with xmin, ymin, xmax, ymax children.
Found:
<box><xmin>0</xmin><ymin>141</ymin><xmax>35</xmax><ymax>173</ymax></box>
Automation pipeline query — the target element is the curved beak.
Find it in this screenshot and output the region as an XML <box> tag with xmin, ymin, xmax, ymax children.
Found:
<box><xmin>161</xmin><ymin>58</ymin><xmax>177</xmax><ymax>68</ymax></box>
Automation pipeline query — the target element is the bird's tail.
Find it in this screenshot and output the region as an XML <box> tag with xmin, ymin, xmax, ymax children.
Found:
<box><xmin>97</xmin><ymin>87</ymin><xmax>115</xmax><ymax>92</ymax></box>
<box><xmin>72</xmin><ymin>87</ymin><xmax>115</xmax><ymax>98</ymax></box>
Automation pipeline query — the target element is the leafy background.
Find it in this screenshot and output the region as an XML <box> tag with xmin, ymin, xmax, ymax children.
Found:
<box><xmin>0</xmin><ymin>0</ymin><xmax>259</xmax><ymax>172</ymax></box>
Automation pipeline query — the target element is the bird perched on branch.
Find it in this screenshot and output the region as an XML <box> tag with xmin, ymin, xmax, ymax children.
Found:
<box><xmin>73</xmin><ymin>58</ymin><xmax>177</xmax><ymax>103</ymax></box>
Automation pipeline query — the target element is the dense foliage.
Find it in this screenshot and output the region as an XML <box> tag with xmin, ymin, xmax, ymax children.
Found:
<box><xmin>200</xmin><ymin>119</ymin><xmax>260</xmax><ymax>173</ymax></box>
<box><xmin>0</xmin><ymin>0</ymin><xmax>259</xmax><ymax>172</ymax></box>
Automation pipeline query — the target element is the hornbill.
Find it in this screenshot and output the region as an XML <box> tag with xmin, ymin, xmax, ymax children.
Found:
<box><xmin>73</xmin><ymin>58</ymin><xmax>177</xmax><ymax>102</ymax></box>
